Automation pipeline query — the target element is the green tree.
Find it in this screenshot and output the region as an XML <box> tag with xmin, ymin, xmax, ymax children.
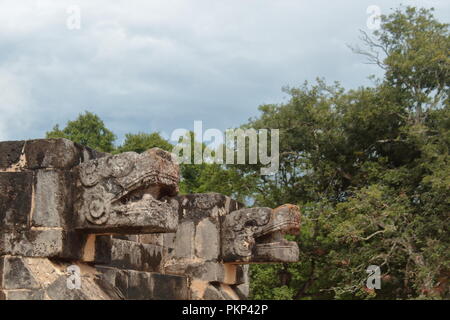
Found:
<box><xmin>241</xmin><ymin>6</ymin><xmax>449</xmax><ymax>300</ymax></box>
<box><xmin>354</xmin><ymin>6</ymin><xmax>449</xmax><ymax>123</ymax></box>
<box><xmin>247</xmin><ymin>83</ymin><xmax>449</xmax><ymax>300</ymax></box>
<box><xmin>46</xmin><ymin>111</ymin><xmax>116</xmax><ymax>152</ymax></box>
<box><xmin>175</xmin><ymin>132</ymin><xmax>256</xmax><ymax>202</ymax></box>
<box><xmin>117</xmin><ymin>132</ymin><xmax>173</xmax><ymax>154</ymax></box>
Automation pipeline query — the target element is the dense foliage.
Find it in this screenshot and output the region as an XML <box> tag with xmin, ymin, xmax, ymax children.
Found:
<box><xmin>246</xmin><ymin>7</ymin><xmax>449</xmax><ymax>300</ymax></box>
<box><xmin>46</xmin><ymin>111</ymin><xmax>116</xmax><ymax>153</ymax></box>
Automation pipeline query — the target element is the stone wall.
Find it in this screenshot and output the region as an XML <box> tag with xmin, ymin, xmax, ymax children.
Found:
<box><xmin>0</xmin><ymin>139</ymin><xmax>300</xmax><ymax>300</ymax></box>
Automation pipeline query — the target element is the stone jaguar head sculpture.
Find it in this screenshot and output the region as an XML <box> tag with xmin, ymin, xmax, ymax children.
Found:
<box><xmin>165</xmin><ymin>194</ymin><xmax>300</xmax><ymax>266</ymax></box>
<box><xmin>75</xmin><ymin>148</ymin><xmax>179</xmax><ymax>234</ymax></box>
<box><xmin>221</xmin><ymin>204</ymin><xmax>300</xmax><ymax>263</ymax></box>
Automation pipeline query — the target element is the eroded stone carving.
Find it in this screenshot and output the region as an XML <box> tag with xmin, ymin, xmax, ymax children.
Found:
<box><xmin>222</xmin><ymin>205</ymin><xmax>300</xmax><ymax>263</ymax></box>
<box><xmin>75</xmin><ymin>149</ymin><xmax>179</xmax><ymax>233</ymax></box>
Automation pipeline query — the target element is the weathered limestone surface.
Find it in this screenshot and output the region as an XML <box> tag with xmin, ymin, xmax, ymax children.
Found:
<box><xmin>93</xmin><ymin>236</ymin><xmax>165</xmax><ymax>273</ymax></box>
<box><xmin>0</xmin><ymin>139</ymin><xmax>301</xmax><ymax>300</ymax></box>
<box><xmin>0</xmin><ymin>256</ymin><xmax>120</xmax><ymax>300</ymax></box>
<box><xmin>96</xmin><ymin>266</ymin><xmax>188</xmax><ymax>300</ymax></box>
<box><xmin>0</xmin><ymin>139</ymin><xmax>105</xmax><ymax>171</ymax></box>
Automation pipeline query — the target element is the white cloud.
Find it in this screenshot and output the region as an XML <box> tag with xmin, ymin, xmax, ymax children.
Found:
<box><xmin>0</xmin><ymin>71</ymin><xmax>34</xmax><ymax>140</ymax></box>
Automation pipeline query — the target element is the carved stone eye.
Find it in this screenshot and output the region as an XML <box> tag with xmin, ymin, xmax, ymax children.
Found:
<box><xmin>84</xmin><ymin>193</ymin><xmax>110</xmax><ymax>225</ymax></box>
<box><xmin>79</xmin><ymin>160</ymin><xmax>100</xmax><ymax>187</ymax></box>
<box><xmin>89</xmin><ymin>199</ymin><xmax>104</xmax><ymax>218</ymax></box>
<box><xmin>107</xmin><ymin>154</ymin><xmax>134</xmax><ymax>178</ymax></box>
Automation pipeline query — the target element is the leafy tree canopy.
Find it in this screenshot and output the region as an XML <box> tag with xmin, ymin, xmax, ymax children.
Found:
<box><xmin>46</xmin><ymin>111</ymin><xmax>116</xmax><ymax>153</ymax></box>
<box><xmin>117</xmin><ymin>132</ymin><xmax>173</xmax><ymax>154</ymax></box>
<box><xmin>245</xmin><ymin>6</ymin><xmax>449</xmax><ymax>299</ymax></box>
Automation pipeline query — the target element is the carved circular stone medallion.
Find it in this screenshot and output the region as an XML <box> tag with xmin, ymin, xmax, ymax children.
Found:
<box><xmin>79</xmin><ymin>161</ymin><xmax>100</xmax><ymax>187</ymax></box>
<box><xmin>84</xmin><ymin>191</ymin><xmax>110</xmax><ymax>225</ymax></box>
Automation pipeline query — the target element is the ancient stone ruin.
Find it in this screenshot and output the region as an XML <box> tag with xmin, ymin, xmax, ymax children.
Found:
<box><xmin>0</xmin><ymin>139</ymin><xmax>300</xmax><ymax>300</ymax></box>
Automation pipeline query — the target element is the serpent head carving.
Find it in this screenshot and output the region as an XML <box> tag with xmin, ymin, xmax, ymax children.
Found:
<box><xmin>222</xmin><ymin>204</ymin><xmax>300</xmax><ymax>263</ymax></box>
<box><xmin>75</xmin><ymin>148</ymin><xmax>180</xmax><ymax>234</ymax></box>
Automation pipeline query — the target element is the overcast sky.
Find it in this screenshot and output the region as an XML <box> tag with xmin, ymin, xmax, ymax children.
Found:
<box><xmin>0</xmin><ymin>0</ymin><xmax>448</xmax><ymax>144</ymax></box>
